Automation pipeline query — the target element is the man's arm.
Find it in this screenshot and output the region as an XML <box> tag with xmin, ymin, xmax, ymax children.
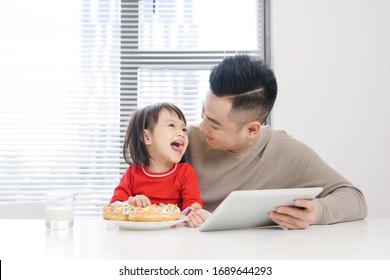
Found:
<box><xmin>266</xmin><ymin>132</ymin><xmax>368</xmax><ymax>229</ymax></box>
<box><xmin>268</xmin><ymin>187</ymin><xmax>367</xmax><ymax>229</ymax></box>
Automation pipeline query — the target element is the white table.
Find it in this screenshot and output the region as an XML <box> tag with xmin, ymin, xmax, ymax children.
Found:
<box><xmin>1</xmin><ymin>218</ymin><xmax>389</xmax><ymax>260</ymax></box>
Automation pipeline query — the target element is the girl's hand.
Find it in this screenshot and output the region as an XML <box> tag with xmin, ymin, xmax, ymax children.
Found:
<box><xmin>185</xmin><ymin>203</ymin><xmax>207</xmax><ymax>228</ymax></box>
<box><xmin>128</xmin><ymin>195</ymin><xmax>151</xmax><ymax>207</ymax></box>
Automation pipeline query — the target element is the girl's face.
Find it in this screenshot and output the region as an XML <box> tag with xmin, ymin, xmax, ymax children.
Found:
<box><xmin>143</xmin><ymin>109</ymin><xmax>188</xmax><ymax>172</ymax></box>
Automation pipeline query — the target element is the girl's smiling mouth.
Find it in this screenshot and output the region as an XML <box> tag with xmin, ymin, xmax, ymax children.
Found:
<box><xmin>171</xmin><ymin>140</ymin><xmax>184</xmax><ymax>152</ymax></box>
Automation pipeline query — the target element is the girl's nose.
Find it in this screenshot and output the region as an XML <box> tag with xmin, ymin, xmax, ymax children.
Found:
<box><xmin>177</xmin><ymin>129</ymin><xmax>185</xmax><ymax>137</ymax></box>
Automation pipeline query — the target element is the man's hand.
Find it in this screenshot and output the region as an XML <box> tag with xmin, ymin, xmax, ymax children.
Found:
<box><xmin>128</xmin><ymin>195</ymin><xmax>151</xmax><ymax>207</ymax></box>
<box><xmin>267</xmin><ymin>199</ymin><xmax>317</xmax><ymax>229</ymax></box>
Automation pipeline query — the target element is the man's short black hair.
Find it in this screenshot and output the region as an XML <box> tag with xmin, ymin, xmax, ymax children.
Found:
<box><xmin>209</xmin><ymin>54</ymin><xmax>278</xmax><ymax>123</ymax></box>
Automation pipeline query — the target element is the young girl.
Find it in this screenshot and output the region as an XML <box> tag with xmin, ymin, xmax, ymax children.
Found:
<box><xmin>109</xmin><ymin>103</ymin><xmax>205</xmax><ymax>227</ymax></box>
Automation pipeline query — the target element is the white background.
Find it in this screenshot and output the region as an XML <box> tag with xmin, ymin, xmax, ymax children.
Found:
<box><xmin>271</xmin><ymin>0</ymin><xmax>390</xmax><ymax>218</ymax></box>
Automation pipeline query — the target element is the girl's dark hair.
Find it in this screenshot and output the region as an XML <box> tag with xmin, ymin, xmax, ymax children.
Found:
<box><xmin>123</xmin><ymin>102</ymin><xmax>187</xmax><ymax>166</ymax></box>
<box><xmin>209</xmin><ymin>54</ymin><xmax>278</xmax><ymax>123</ymax></box>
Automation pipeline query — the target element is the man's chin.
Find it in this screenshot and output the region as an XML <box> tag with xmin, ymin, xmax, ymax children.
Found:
<box><xmin>206</xmin><ymin>141</ymin><xmax>223</xmax><ymax>150</ymax></box>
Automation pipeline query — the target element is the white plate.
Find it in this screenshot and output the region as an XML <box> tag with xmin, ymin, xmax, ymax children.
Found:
<box><xmin>108</xmin><ymin>215</ymin><xmax>188</xmax><ymax>231</ymax></box>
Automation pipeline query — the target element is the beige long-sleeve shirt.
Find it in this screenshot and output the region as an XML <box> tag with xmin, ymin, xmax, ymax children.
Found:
<box><xmin>187</xmin><ymin>125</ymin><xmax>368</xmax><ymax>225</ymax></box>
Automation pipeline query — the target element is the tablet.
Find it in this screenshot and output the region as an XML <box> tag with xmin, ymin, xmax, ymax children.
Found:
<box><xmin>199</xmin><ymin>187</ymin><xmax>323</xmax><ymax>232</ymax></box>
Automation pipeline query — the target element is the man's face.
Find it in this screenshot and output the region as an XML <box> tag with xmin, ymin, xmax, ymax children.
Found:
<box><xmin>199</xmin><ymin>91</ymin><xmax>253</xmax><ymax>153</ymax></box>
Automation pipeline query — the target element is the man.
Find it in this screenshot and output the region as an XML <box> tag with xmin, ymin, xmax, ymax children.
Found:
<box><xmin>186</xmin><ymin>54</ymin><xmax>367</xmax><ymax>229</ymax></box>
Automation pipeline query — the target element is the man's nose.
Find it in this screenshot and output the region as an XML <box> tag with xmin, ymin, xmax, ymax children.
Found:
<box><xmin>198</xmin><ymin>119</ymin><xmax>207</xmax><ymax>133</ymax></box>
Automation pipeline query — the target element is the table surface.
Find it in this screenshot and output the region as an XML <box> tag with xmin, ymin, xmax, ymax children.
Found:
<box><xmin>1</xmin><ymin>218</ymin><xmax>389</xmax><ymax>260</ymax></box>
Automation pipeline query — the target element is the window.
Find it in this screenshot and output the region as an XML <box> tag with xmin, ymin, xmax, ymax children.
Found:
<box><xmin>0</xmin><ymin>0</ymin><xmax>267</xmax><ymax>217</ymax></box>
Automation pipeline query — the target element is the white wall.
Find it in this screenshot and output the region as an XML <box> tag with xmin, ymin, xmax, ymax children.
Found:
<box><xmin>271</xmin><ymin>0</ymin><xmax>390</xmax><ymax>218</ymax></box>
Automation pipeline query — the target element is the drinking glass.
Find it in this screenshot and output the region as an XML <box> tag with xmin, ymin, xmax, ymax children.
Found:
<box><xmin>45</xmin><ymin>192</ymin><xmax>75</xmax><ymax>230</ymax></box>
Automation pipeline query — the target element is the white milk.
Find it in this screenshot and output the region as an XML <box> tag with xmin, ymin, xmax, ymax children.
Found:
<box><xmin>45</xmin><ymin>207</ymin><xmax>74</xmax><ymax>229</ymax></box>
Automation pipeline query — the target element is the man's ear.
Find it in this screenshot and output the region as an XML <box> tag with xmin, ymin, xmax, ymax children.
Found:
<box><xmin>143</xmin><ymin>129</ymin><xmax>152</xmax><ymax>145</ymax></box>
<box><xmin>246</xmin><ymin>121</ymin><xmax>261</xmax><ymax>139</ymax></box>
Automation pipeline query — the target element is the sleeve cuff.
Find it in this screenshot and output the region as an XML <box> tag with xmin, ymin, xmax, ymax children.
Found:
<box><xmin>312</xmin><ymin>198</ymin><xmax>325</xmax><ymax>225</ymax></box>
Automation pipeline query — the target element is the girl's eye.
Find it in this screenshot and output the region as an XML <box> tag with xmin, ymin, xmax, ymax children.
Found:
<box><xmin>182</xmin><ymin>128</ymin><xmax>188</xmax><ymax>133</ymax></box>
<box><xmin>168</xmin><ymin>124</ymin><xmax>174</xmax><ymax>127</ymax></box>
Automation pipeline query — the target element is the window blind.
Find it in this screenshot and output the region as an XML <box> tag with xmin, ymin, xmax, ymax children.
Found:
<box><xmin>0</xmin><ymin>0</ymin><xmax>266</xmax><ymax>218</ymax></box>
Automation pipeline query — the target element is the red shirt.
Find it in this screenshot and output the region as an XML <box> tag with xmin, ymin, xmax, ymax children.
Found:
<box><xmin>109</xmin><ymin>163</ymin><xmax>202</xmax><ymax>210</ymax></box>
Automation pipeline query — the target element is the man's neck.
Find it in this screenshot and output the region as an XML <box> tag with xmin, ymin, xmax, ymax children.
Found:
<box><xmin>227</xmin><ymin>133</ymin><xmax>261</xmax><ymax>153</ymax></box>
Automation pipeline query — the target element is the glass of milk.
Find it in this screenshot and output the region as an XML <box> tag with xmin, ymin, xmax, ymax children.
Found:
<box><xmin>45</xmin><ymin>192</ymin><xmax>75</xmax><ymax>230</ymax></box>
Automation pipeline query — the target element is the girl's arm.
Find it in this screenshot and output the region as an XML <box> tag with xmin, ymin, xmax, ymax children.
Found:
<box><xmin>109</xmin><ymin>166</ymin><xmax>134</xmax><ymax>203</ymax></box>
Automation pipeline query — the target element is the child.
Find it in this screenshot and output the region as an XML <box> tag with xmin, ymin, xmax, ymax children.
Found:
<box><xmin>109</xmin><ymin>102</ymin><xmax>205</xmax><ymax>227</ymax></box>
